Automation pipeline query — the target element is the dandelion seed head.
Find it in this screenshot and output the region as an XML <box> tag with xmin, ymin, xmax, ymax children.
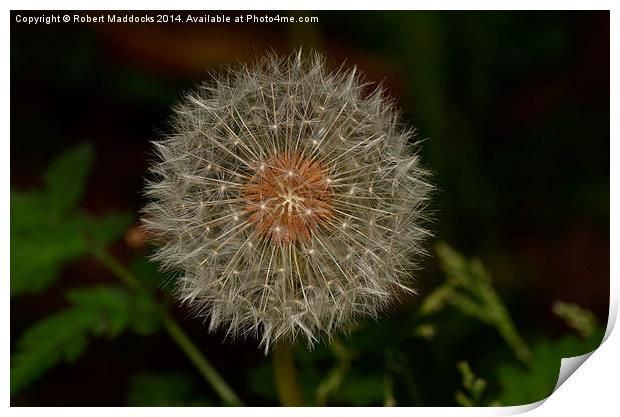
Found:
<box><xmin>142</xmin><ymin>50</ymin><xmax>433</xmax><ymax>352</ymax></box>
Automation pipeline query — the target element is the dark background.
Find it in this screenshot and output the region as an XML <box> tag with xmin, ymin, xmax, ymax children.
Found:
<box><xmin>10</xmin><ymin>10</ymin><xmax>609</xmax><ymax>406</ymax></box>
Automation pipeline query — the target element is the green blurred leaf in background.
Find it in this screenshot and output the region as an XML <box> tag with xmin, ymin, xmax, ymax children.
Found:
<box><xmin>10</xmin><ymin>142</ymin><xmax>132</xmax><ymax>296</ymax></box>
<box><xmin>43</xmin><ymin>142</ymin><xmax>93</xmax><ymax>215</ymax></box>
<box><xmin>454</xmin><ymin>361</ymin><xmax>493</xmax><ymax>407</ymax></box>
<box><xmin>422</xmin><ymin>242</ymin><xmax>531</xmax><ymax>364</ymax></box>
<box><xmin>10</xmin><ymin>143</ymin><xmax>149</xmax><ymax>395</ymax></box>
<box><xmin>11</xmin><ymin>286</ymin><xmax>162</xmax><ymax>395</ymax></box>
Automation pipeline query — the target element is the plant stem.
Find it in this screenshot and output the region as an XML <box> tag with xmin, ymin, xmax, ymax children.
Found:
<box><xmin>94</xmin><ymin>249</ymin><xmax>141</xmax><ymax>290</ymax></box>
<box><xmin>93</xmin><ymin>249</ymin><xmax>243</xmax><ymax>406</ymax></box>
<box><xmin>272</xmin><ymin>340</ymin><xmax>303</xmax><ymax>406</ymax></box>
<box><xmin>163</xmin><ymin>314</ymin><xmax>243</xmax><ymax>406</ymax></box>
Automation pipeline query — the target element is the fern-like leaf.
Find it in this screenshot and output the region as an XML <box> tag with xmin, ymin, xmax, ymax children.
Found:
<box><xmin>11</xmin><ymin>286</ymin><xmax>162</xmax><ymax>395</ymax></box>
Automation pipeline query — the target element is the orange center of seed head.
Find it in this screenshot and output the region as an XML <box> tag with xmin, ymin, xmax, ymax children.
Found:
<box><xmin>243</xmin><ymin>153</ymin><xmax>334</xmax><ymax>244</ymax></box>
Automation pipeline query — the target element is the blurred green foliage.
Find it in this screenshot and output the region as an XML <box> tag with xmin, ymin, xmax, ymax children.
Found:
<box><xmin>552</xmin><ymin>301</ymin><xmax>599</xmax><ymax>339</ymax></box>
<box><xmin>10</xmin><ymin>144</ymin><xmax>158</xmax><ymax>396</ymax></box>
<box><xmin>454</xmin><ymin>361</ymin><xmax>495</xmax><ymax>407</ymax></box>
<box><xmin>11</xmin><ymin>143</ymin><xmax>93</xmax><ymax>296</ymax></box>
<box><xmin>11</xmin><ymin>286</ymin><xmax>162</xmax><ymax>395</ymax></box>
<box><xmin>422</xmin><ymin>243</ymin><xmax>531</xmax><ymax>363</ymax></box>
<box><xmin>11</xmin><ymin>143</ymin><xmax>133</xmax><ymax>296</ymax></box>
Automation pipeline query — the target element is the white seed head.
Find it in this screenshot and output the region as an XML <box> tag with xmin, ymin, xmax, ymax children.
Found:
<box><xmin>142</xmin><ymin>51</ymin><xmax>433</xmax><ymax>352</ymax></box>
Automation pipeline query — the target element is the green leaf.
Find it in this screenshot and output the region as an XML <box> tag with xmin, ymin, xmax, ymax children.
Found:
<box><xmin>11</xmin><ymin>308</ymin><xmax>98</xmax><ymax>395</ymax></box>
<box><xmin>65</xmin><ymin>286</ymin><xmax>163</xmax><ymax>337</ymax></box>
<box><xmin>43</xmin><ymin>142</ymin><xmax>93</xmax><ymax>215</ymax></box>
<box><xmin>11</xmin><ymin>211</ymin><xmax>133</xmax><ymax>296</ymax></box>
<box><xmin>11</xmin><ymin>218</ymin><xmax>89</xmax><ymax>296</ymax></box>
<box><xmin>65</xmin><ymin>287</ymin><xmax>133</xmax><ymax>337</ymax></box>
<box><xmin>11</xmin><ymin>286</ymin><xmax>163</xmax><ymax>396</ymax></box>
<box><xmin>10</xmin><ymin>190</ymin><xmax>53</xmax><ymax>230</ymax></box>
<box><xmin>11</xmin><ymin>143</ymin><xmax>98</xmax><ymax>296</ymax></box>
<box><xmin>11</xmin><ymin>142</ymin><xmax>131</xmax><ymax>296</ymax></box>
<box><xmin>128</xmin><ymin>372</ymin><xmax>213</xmax><ymax>406</ymax></box>
<box><xmin>11</xmin><ymin>208</ymin><xmax>132</xmax><ymax>297</ymax></box>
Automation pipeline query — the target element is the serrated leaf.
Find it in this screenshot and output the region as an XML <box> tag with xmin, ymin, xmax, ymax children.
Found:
<box><xmin>65</xmin><ymin>287</ymin><xmax>132</xmax><ymax>337</ymax></box>
<box><xmin>11</xmin><ymin>213</ymin><xmax>131</xmax><ymax>298</ymax></box>
<box><xmin>11</xmin><ymin>143</ymin><xmax>96</xmax><ymax>296</ymax></box>
<box><xmin>11</xmin><ymin>309</ymin><xmax>98</xmax><ymax>395</ymax></box>
<box><xmin>43</xmin><ymin>142</ymin><xmax>93</xmax><ymax>215</ymax></box>
<box><xmin>10</xmin><ymin>190</ymin><xmax>53</xmax><ymax>229</ymax></box>
<box><xmin>66</xmin><ymin>286</ymin><xmax>130</xmax><ymax>307</ymax></box>
<box><xmin>11</xmin><ymin>286</ymin><xmax>163</xmax><ymax>396</ymax></box>
<box><xmin>10</xmin><ymin>210</ymin><xmax>132</xmax><ymax>296</ymax></box>
<box><xmin>66</xmin><ymin>286</ymin><xmax>162</xmax><ymax>337</ymax></box>
<box><xmin>10</xmin><ymin>219</ymin><xmax>89</xmax><ymax>296</ymax></box>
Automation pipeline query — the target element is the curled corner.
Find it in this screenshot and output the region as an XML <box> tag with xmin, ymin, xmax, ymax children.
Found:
<box><xmin>500</xmin><ymin>295</ymin><xmax>617</xmax><ymax>414</ymax></box>
<box><xmin>549</xmin><ymin>291</ymin><xmax>618</xmax><ymax>399</ymax></box>
<box><xmin>554</xmin><ymin>351</ymin><xmax>595</xmax><ymax>391</ymax></box>
<box><xmin>502</xmin><ymin>347</ymin><xmax>602</xmax><ymax>414</ymax></box>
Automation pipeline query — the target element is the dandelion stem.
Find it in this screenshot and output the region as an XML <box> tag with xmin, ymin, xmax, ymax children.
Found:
<box><xmin>272</xmin><ymin>340</ymin><xmax>303</xmax><ymax>406</ymax></box>
<box><xmin>162</xmin><ymin>314</ymin><xmax>243</xmax><ymax>406</ymax></box>
<box><xmin>94</xmin><ymin>249</ymin><xmax>141</xmax><ymax>290</ymax></box>
<box><xmin>93</xmin><ymin>249</ymin><xmax>243</xmax><ymax>406</ymax></box>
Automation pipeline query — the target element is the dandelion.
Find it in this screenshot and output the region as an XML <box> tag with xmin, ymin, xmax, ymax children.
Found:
<box><xmin>142</xmin><ymin>50</ymin><xmax>433</xmax><ymax>351</ymax></box>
